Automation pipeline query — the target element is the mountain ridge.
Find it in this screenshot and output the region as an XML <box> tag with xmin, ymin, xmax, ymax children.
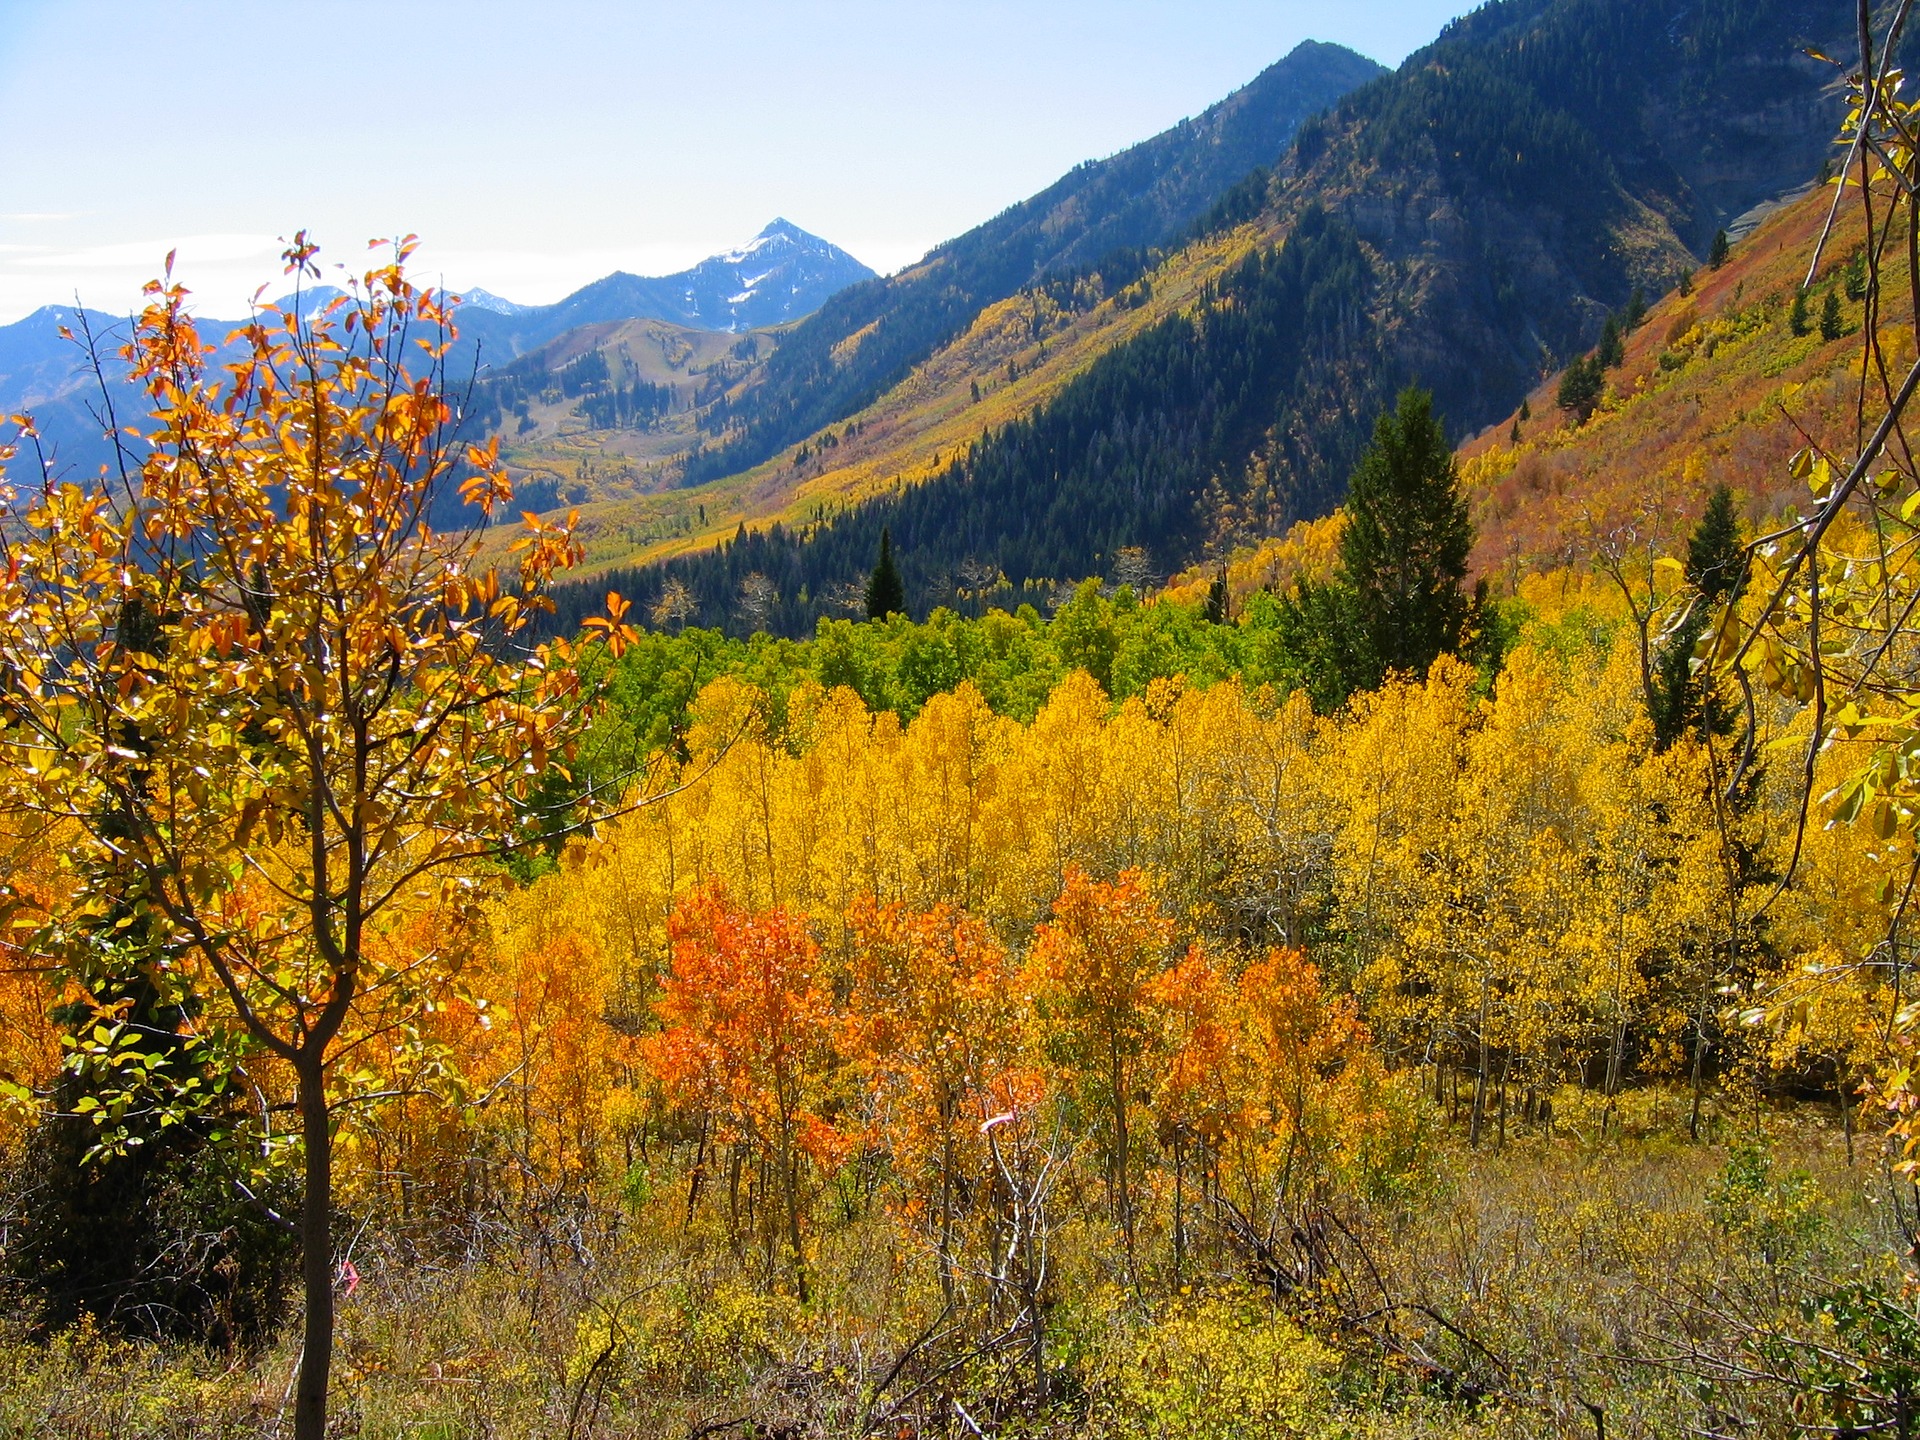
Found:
<box><xmin>536</xmin><ymin>0</ymin><xmax>1865</xmax><ymax>636</ymax></box>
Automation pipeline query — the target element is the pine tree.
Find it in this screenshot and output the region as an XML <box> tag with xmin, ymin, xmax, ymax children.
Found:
<box><xmin>1625</xmin><ymin>286</ymin><xmax>1647</xmax><ymax>330</ymax></box>
<box><xmin>1519</xmin><ymin>397</ymin><xmax>1531</xmax><ymax>422</ymax></box>
<box><xmin>1789</xmin><ymin>288</ymin><xmax>1810</xmax><ymax>337</ymax></box>
<box><xmin>1205</xmin><ymin>571</ymin><xmax>1228</xmax><ymax>625</ymax></box>
<box><xmin>1335</xmin><ymin>387</ymin><xmax>1475</xmax><ymax>691</ymax></box>
<box><xmin>1598</xmin><ymin>313</ymin><xmax>1625</xmax><ymax>368</ymax></box>
<box><xmin>1820</xmin><ymin>288</ymin><xmax>1844</xmax><ymax>341</ymax></box>
<box><xmin>865</xmin><ymin>527</ymin><xmax>906</xmax><ymax>620</ymax></box>
<box><xmin>1558</xmin><ymin>354</ymin><xmax>1603</xmax><ymax>422</ymax></box>
<box><xmin>1709</xmin><ymin>228</ymin><xmax>1730</xmax><ymax>269</ymax></box>
<box><xmin>1649</xmin><ymin>485</ymin><xmax>1744</xmax><ymax>749</ymax></box>
<box><xmin>1843</xmin><ymin>249</ymin><xmax>1868</xmax><ymax>301</ymax></box>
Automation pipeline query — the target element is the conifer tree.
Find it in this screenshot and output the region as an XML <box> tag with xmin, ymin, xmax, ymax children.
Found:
<box><xmin>1625</xmin><ymin>286</ymin><xmax>1647</xmax><ymax>330</ymax></box>
<box><xmin>1281</xmin><ymin>388</ymin><xmax>1475</xmax><ymax>709</ymax></box>
<box><xmin>1650</xmin><ymin>485</ymin><xmax>1743</xmax><ymax>749</ymax></box>
<box><xmin>1205</xmin><ymin>571</ymin><xmax>1228</xmax><ymax>625</ymax></box>
<box><xmin>1790</xmin><ymin>288</ymin><xmax>1811</xmax><ymax>337</ymax></box>
<box><xmin>866</xmin><ymin>526</ymin><xmax>906</xmax><ymax>620</ymax></box>
<box><xmin>1339</xmin><ymin>389</ymin><xmax>1473</xmax><ymax>684</ymax></box>
<box><xmin>1558</xmin><ymin>354</ymin><xmax>1603</xmax><ymax>422</ymax></box>
<box><xmin>1709</xmin><ymin>228</ymin><xmax>1730</xmax><ymax>268</ymax></box>
<box><xmin>1821</xmin><ymin>288</ymin><xmax>1844</xmax><ymax>342</ymax></box>
<box><xmin>1598</xmin><ymin>313</ymin><xmax>1625</xmax><ymax>368</ymax></box>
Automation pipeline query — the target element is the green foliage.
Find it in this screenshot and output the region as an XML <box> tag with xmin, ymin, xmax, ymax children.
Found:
<box><xmin>1558</xmin><ymin>353</ymin><xmax>1604</xmax><ymax>421</ymax></box>
<box><xmin>1820</xmin><ymin>287</ymin><xmax>1844</xmax><ymax>342</ymax></box>
<box><xmin>1707</xmin><ymin>1142</ymin><xmax>1823</xmax><ymax>1267</ymax></box>
<box><xmin>1650</xmin><ymin>485</ymin><xmax>1743</xmax><ymax>750</ymax></box>
<box><xmin>1709</xmin><ymin>227</ymin><xmax>1730</xmax><ymax>269</ymax></box>
<box><xmin>1789</xmin><ymin>287</ymin><xmax>1810</xmax><ymax>337</ymax></box>
<box><xmin>864</xmin><ymin>527</ymin><xmax>906</xmax><ymax>620</ymax></box>
<box><xmin>1762</xmin><ymin>1282</ymin><xmax>1920</xmax><ymax>1438</ymax></box>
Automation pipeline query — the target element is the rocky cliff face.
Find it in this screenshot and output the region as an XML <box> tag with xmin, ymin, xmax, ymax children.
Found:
<box><xmin>1264</xmin><ymin>0</ymin><xmax>1856</xmax><ymax>502</ymax></box>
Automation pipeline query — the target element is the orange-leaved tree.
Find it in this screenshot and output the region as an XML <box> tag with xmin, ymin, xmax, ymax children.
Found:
<box><xmin>0</xmin><ymin>236</ymin><xmax>633</xmax><ymax>1440</ymax></box>
<box><xmin>845</xmin><ymin>894</ymin><xmax>1023</xmax><ymax>1302</ymax></box>
<box><xmin>642</xmin><ymin>881</ymin><xmax>842</xmax><ymax>1299</ymax></box>
<box><xmin>1027</xmin><ymin>865</ymin><xmax>1174</xmax><ymax>1279</ymax></box>
<box><xmin>1146</xmin><ymin>941</ymin><xmax>1238</xmax><ymax>1285</ymax></box>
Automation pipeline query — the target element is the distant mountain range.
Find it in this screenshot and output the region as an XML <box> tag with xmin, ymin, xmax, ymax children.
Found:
<box><xmin>448</xmin><ymin>219</ymin><xmax>875</xmax><ymax>365</ymax></box>
<box><xmin>0</xmin><ymin>220</ymin><xmax>874</xmax><ymax>481</ymax></box>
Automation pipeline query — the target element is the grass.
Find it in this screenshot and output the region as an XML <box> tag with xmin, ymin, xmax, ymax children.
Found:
<box><xmin>1</xmin><ymin>1090</ymin><xmax>1903</xmax><ymax>1439</ymax></box>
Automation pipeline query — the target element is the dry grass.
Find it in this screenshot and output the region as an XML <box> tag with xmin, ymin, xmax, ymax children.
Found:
<box><xmin>0</xmin><ymin>1090</ymin><xmax>1903</xmax><ymax>1439</ymax></box>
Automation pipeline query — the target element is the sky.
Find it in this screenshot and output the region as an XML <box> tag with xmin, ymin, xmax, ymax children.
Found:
<box><xmin>0</xmin><ymin>0</ymin><xmax>1471</xmax><ymax>324</ymax></box>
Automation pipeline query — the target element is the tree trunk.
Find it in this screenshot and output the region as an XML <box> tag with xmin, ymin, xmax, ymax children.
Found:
<box><xmin>294</xmin><ymin>1058</ymin><xmax>334</xmax><ymax>1440</ymax></box>
<box><xmin>1469</xmin><ymin>976</ymin><xmax>1490</xmax><ymax>1148</ymax></box>
<box><xmin>940</xmin><ymin>1126</ymin><xmax>956</xmax><ymax>1307</ymax></box>
<box><xmin>1111</xmin><ymin>1049</ymin><xmax>1135</xmax><ymax>1285</ymax></box>
<box><xmin>783</xmin><ymin>1141</ymin><xmax>809</xmax><ymax>1303</ymax></box>
<box><xmin>1172</xmin><ymin>1130</ymin><xmax>1185</xmax><ymax>1291</ymax></box>
<box><xmin>1689</xmin><ymin>986</ymin><xmax>1711</xmax><ymax>1141</ymax></box>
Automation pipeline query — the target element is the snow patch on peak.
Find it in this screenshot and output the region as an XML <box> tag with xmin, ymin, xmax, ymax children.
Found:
<box><xmin>457</xmin><ymin>286</ymin><xmax>530</xmax><ymax>316</ymax></box>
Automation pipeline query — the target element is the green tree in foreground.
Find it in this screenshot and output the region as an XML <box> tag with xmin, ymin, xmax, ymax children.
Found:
<box><xmin>1709</xmin><ymin>227</ymin><xmax>1730</xmax><ymax>268</ymax></box>
<box><xmin>1649</xmin><ymin>484</ymin><xmax>1744</xmax><ymax>750</ymax></box>
<box><xmin>1277</xmin><ymin>387</ymin><xmax>1475</xmax><ymax>709</ymax></box>
<box><xmin>866</xmin><ymin>526</ymin><xmax>906</xmax><ymax>620</ymax></box>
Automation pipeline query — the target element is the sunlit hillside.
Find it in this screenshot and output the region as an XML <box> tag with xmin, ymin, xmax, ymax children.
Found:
<box><xmin>1459</xmin><ymin>180</ymin><xmax>1888</xmax><ymax>576</ymax></box>
<box><xmin>546</xmin><ymin>223</ymin><xmax>1281</xmax><ymax>578</ymax></box>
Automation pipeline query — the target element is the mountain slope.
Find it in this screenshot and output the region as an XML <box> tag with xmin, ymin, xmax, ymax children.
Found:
<box><xmin>452</xmin><ymin>220</ymin><xmax>872</xmax><ymax>366</ymax></box>
<box><xmin>0</xmin><ymin>222</ymin><xmax>870</xmax><ymax>486</ymax></box>
<box><xmin>675</xmin><ymin>40</ymin><xmax>1387</xmax><ymax>484</ymax></box>
<box><xmin>541</xmin><ymin>0</ymin><xmax>1859</xmax><ymax>636</ymax></box>
<box><xmin>1458</xmin><ymin>180</ymin><xmax>1884</xmax><ymax>576</ymax></box>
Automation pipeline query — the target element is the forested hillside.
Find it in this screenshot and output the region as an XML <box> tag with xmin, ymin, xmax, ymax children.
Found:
<box><xmin>674</xmin><ymin>41</ymin><xmax>1385</xmax><ymax>485</ymax></box>
<box><xmin>1459</xmin><ymin>179</ymin><xmax>1882</xmax><ymax>575</ymax></box>
<box><xmin>543</xmin><ymin>0</ymin><xmax>1857</xmax><ymax>632</ymax></box>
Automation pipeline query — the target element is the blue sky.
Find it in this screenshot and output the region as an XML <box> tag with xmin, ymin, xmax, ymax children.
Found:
<box><xmin>0</xmin><ymin>0</ymin><xmax>1470</xmax><ymax>322</ymax></box>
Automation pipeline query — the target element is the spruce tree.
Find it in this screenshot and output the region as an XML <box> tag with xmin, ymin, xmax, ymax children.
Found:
<box><xmin>1820</xmin><ymin>288</ymin><xmax>1844</xmax><ymax>341</ymax></box>
<box><xmin>1649</xmin><ymin>485</ymin><xmax>1744</xmax><ymax>749</ymax></box>
<box><xmin>1625</xmin><ymin>286</ymin><xmax>1647</xmax><ymax>330</ymax></box>
<box><xmin>1789</xmin><ymin>288</ymin><xmax>1810</xmax><ymax>336</ymax></box>
<box><xmin>1709</xmin><ymin>228</ymin><xmax>1730</xmax><ymax>269</ymax></box>
<box><xmin>1598</xmin><ymin>313</ymin><xmax>1625</xmax><ymax>368</ymax></box>
<box><xmin>865</xmin><ymin>526</ymin><xmax>906</xmax><ymax>620</ymax></box>
<box><xmin>1204</xmin><ymin>571</ymin><xmax>1228</xmax><ymax>625</ymax></box>
<box><xmin>1558</xmin><ymin>354</ymin><xmax>1603</xmax><ymax>422</ymax></box>
<box><xmin>1335</xmin><ymin>387</ymin><xmax>1475</xmax><ymax>691</ymax></box>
